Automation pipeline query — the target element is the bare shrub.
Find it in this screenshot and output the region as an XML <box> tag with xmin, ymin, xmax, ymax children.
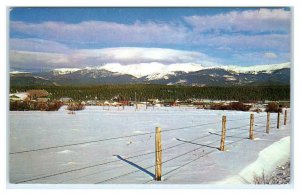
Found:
<box><xmin>10</xmin><ymin>100</ymin><xmax>62</xmax><ymax>111</ymax></box>
<box><xmin>265</xmin><ymin>102</ymin><xmax>282</xmax><ymax>113</ymax></box>
<box><xmin>253</xmin><ymin>170</ymin><xmax>272</xmax><ymax>184</ymax></box>
<box><xmin>210</xmin><ymin>102</ymin><xmax>251</xmax><ymax>111</ymax></box>
<box><xmin>67</xmin><ymin>102</ymin><xmax>85</xmax><ymax>111</ymax></box>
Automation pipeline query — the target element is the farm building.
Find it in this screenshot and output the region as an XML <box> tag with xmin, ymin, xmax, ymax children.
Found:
<box><xmin>37</xmin><ymin>98</ymin><xmax>50</xmax><ymax>103</ymax></box>
<box><xmin>26</xmin><ymin>89</ymin><xmax>49</xmax><ymax>100</ymax></box>
<box><xmin>59</xmin><ymin>97</ymin><xmax>73</xmax><ymax>104</ymax></box>
<box><xmin>9</xmin><ymin>92</ymin><xmax>30</xmax><ymax>101</ymax></box>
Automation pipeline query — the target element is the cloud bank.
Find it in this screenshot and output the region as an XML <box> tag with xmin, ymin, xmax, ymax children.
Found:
<box><xmin>10</xmin><ymin>20</ymin><xmax>188</xmax><ymax>45</ymax></box>
<box><xmin>184</xmin><ymin>8</ymin><xmax>290</xmax><ymax>33</ymax></box>
<box><xmin>10</xmin><ymin>9</ymin><xmax>291</xmax><ymax>51</ymax></box>
<box><xmin>9</xmin><ymin>46</ymin><xmax>221</xmax><ymax>70</ymax></box>
<box><xmin>9</xmin><ymin>8</ymin><xmax>291</xmax><ymax>70</ymax></box>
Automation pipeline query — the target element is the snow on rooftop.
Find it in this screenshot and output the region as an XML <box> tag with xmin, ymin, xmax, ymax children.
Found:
<box><xmin>10</xmin><ymin>92</ymin><xmax>29</xmax><ymax>100</ymax></box>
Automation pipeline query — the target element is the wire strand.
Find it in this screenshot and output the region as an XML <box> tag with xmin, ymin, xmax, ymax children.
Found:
<box><xmin>16</xmin><ymin>133</ymin><xmax>215</xmax><ymax>184</ymax></box>
<box><xmin>10</xmin><ymin>131</ymin><xmax>154</xmax><ymax>155</ymax></box>
<box><xmin>10</xmin><ymin>113</ymin><xmax>271</xmax><ymax>155</ymax></box>
<box><xmin>94</xmin><ymin>137</ymin><xmax>222</xmax><ymax>184</ymax></box>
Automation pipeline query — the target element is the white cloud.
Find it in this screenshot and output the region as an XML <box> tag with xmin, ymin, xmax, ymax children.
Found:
<box><xmin>263</xmin><ymin>52</ymin><xmax>278</xmax><ymax>59</ymax></box>
<box><xmin>9</xmin><ymin>47</ymin><xmax>221</xmax><ymax>70</ymax></box>
<box><xmin>227</xmin><ymin>51</ymin><xmax>289</xmax><ymax>65</ymax></box>
<box><xmin>10</xmin><ymin>50</ymin><xmax>71</xmax><ymax>70</ymax></box>
<box><xmin>10</xmin><ymin>9</ymin><xmax>291</xmax><ymax>52</ymax></box>
<box><xmin>71</xmin><ymin>47</ymin><xmax>219</xmax><ymax>65</ymax></box>
<box><xmin>10</xmin><ymin>20</ymin><xmax>187</xmax><ymax>44</ymax></box>
<box><xmin>184</xmin><ymin>8</ymin><xmax>291</xmax><ymax>33</ymax></box>
<box><xmin>10</xmin><ymin>38</ymin><xmax>71</xmax><ymax>53</ymax></box>
<box><xmin>9</xmin><ymin>8</ymin><xmax>292</xmax><ymax>68</ymax></box>
<box><xmin>189</xmin><ymin>34</ymin><xmax>290</xmax><ymax>52</ymax></box>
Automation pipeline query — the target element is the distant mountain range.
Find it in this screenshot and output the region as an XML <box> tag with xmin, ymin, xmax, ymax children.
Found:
<box><xmin>10</xmin><ymin>62</ymin><xmax>290</xmax><ymax>87</ymax></box>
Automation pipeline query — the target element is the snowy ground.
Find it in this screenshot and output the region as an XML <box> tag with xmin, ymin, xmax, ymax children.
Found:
<box><xmin>9</xmin><ymin>106</ymin><xmax>291</xmax><ymax>185</ymax></box>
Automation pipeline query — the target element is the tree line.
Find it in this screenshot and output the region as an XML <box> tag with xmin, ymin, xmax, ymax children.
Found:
<box><xmin>10</xmin><ymin>84</ymin><xmax>290</xmax><ymax>102</ymax></box>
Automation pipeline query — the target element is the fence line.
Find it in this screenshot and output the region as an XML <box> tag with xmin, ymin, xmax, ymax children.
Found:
<box><xmin>16</xmin><ymin>132</ymin><xmax>216</xmax><ymax>184</ymax></box>
<box><xmin>98</xmin><ymin>128</ymin><xmax>258</xmax><ymax>184</ymax></box>
<box><xmin>10</xmin><ymin>114</ymin><xmax>255</xmax><ymax>155</ymax></box>
<box><xmin>227</xmin><ymin>124</ymin><xmax>250</xmax><ymax>131</ymax></box>
<box><xmin>159</xmin><ymin>149</ymin><xmax>216</xmax><ymax>181</ymax></box>
<box><xmin>12</xmin><ymin>110</ymin><xmax>289</xmax><ymax>184</ymax></box>
<box><xmin>161</xmin><ymin>121</ymin><xmax>219</xmax><ymax>133</ymax></box>
<box><xmin>9</xmin><ymin>120</ymin><xmax>225</xmax><ymax>155</ymax></box>
<box><xmin>148</xmin><ymin>127</ymin><xmax>276</xmax><ymax>183</ymax></box>
<box><xmin>56</xmin><ymin>134</ymin><xmax>216</xmax><ymax>184</ymax></box>
<box><xmin>95</xmin><ymin>138</ymin><xmax>223</xmax><ymax>184</ymax></box>
<box><xmin>11</xmin><ymin>124</ymin><xmax>217</xmax><ymax>155</ymax></box>
<box><xmin>10</xmin><ymin>131</ymin><xmax>154</xmax><ymax>155</ymax></box>
<box><xmin>97</xmin><ymin>127</ymin><xmax>260</xmax><ymax>184</ymax></box>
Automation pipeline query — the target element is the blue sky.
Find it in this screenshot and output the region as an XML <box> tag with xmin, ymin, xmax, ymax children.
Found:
<box><xmin>9</xmin><ymin>7</ymin><xmax>291</xmax><ymax>71</ymax></box>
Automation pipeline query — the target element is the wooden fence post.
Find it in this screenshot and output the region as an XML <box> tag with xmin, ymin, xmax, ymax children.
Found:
<box><xmin>135</xmin><ymin>92</ymin><xmax>137</xmax><ymax>111</ymax></box>
<box><xmin>266</xmin><ymin>112</ymin><xmax>270</xmax><ymax>134</ymax></box>
<box><xmin>155</xmin><ymin>127</ymin><xmax>162</xmax><ymax>181</ymax></box>
<box><xmin>277</xmin><ymin>112</ymin><xmax>280</xmax><ymax>129</ymax></box>
<box><xmin>284</xmin><ymin>110</ymin><xmax>287</xmax><ymax>125</ymax></box>
<box><xmin>249</xmin><ymin>113</ymin><xmax>254</xmax><ymax>140</ymax></box>
<box><xmin>220</xmin><ymin>115</ymin><xmax>227</xmax><ymax>151</ymax></box>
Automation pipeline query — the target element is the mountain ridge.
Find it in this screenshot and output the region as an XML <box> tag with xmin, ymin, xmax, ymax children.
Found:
<box><xmin>47</xmin><ymin>62</ymin><xmax>290</xmax><ymax>78</ymax></box>
<box><xmin>10</xmin><ymin>62</ymin><xmax>291</xmax><ymax>87</ymax></box>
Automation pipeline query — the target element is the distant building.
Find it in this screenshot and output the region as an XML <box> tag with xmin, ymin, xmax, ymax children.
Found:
<box><xmin>148</xmin><ymin>99</ymin><xmax>160</xmax><ymax>105</ymax></box>
<box><xmin>59</xmin><ymin>97</ymin><xmax>73</xmax><ymax>104</ymax></box>
<box><xmin>37</xmin><ymin>97</ymin><xmax>50</xmax><ymax>103</ymax></box>
<box><xmin>103</xmin><ymin>101</ymin><xmax>110</xmax><ymax>105</ymax></box>
<box><xmin>119</xmin><ymin>101</ymin><xmax>129</xmax><ymax>106</ymax></box>
<box><xmin>27</xmin><ymin>89</ymin><xmax>49</xmax><ymax>100</ymax></box>
<box><xmin>9</xmin><ymin>92</ymin><xmax>30</xmax><ymax>101</ymax></box>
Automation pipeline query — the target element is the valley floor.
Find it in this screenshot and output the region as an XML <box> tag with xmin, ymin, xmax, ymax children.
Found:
<box><xmin>9</xmin><ymin>106</ymin><xmax>291</xmax><ymax>186</ymax></box>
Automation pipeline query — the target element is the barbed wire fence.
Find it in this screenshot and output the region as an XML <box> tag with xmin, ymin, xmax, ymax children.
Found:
<box><xmin>10</xmin><ymin>109</ymin><xmax>289</xmax><ymax>184</ymax></box>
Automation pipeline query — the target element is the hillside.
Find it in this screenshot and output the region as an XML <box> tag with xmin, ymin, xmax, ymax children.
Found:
<box><xmin>10</xmin><ymin>62</ymin><xmax>291</xmax><ymax>87</ymax></box>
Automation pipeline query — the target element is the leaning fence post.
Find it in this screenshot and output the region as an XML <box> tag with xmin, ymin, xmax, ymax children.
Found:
<box><xmin>277</xmin><ymin>112</ymin><xmax>280</xmax><ymax>129</ymax></box>
<box><xmin>284</xmin><ymin>110</ymin><xmax>287</xmax><ymax>125</ymax></box>
<box><xmin>155</xmin><ymin>127</ymin><xmax>162</xmax><ymax>181</ymax></box>
<box><xmin>220</xmin><ymin>115</ymin><xmax>227</xmax><ymax>151</ymax></box>
<box><xmin>266</xmin><ymin>112</ymin><xmax>270</xmax><ymax>134</ymax></box>
<box><xmin>249</xmin><ymin>113</ymin><xmax>254</xmax><ymax>140</ymax></box>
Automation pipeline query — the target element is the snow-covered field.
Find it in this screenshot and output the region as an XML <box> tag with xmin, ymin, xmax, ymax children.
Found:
<box><xmin>9</xmin><ymin>106</ymin><xmax>291</xmax><ymax>185</ymax></box>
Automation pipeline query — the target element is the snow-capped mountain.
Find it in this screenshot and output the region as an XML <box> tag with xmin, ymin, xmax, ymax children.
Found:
<box><xmin>10</xmin><ymin>62</ymin><xmax>291</xmax><ymax>86</ymax></box>
<box><xmin>219</xmin><ymin>62</ymin><xmax>290</xmax><ymax>74</ymax></box>
<box><xmin>53</xmin><ymin>68</ymin><xmax>81</xmax><ymax>75</ymax></box>
<box><xmin>50</xmin><ymin>62</ymin><xmax>290</xmax><ymax>78</ymax></box>
<box><xmin>92</xmin><ymin>62</ymin><xmax>290</xmax><ymax>78</ymax></box>
<box><xmin>93</xmin><ymin>62</ymin><xmax>204</xmax><ymax>79</ymax></box>
<box><xmin>10</xmin><ymin>71</ymin><xmax>30</xmax><ymax>74</ymax></box>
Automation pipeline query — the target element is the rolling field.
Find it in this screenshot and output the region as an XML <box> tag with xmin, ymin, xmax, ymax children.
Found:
<box><xmin>9</xmin><ymin>106</ymin><xmax>291</xmax><ymax>184</ymax></box>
